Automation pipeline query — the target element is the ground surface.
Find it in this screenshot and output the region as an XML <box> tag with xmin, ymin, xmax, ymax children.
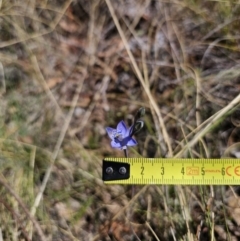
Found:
<box><xmin>1</xmin><ymin>0</ymin><xmax>240</xmax><ymax>240</ymax></box>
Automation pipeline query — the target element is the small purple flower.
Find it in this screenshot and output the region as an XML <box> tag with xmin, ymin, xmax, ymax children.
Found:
<box><xmin>106</xmin><ymin>120</ymin><xmax>137</xmax><ymax>150</ymax></box>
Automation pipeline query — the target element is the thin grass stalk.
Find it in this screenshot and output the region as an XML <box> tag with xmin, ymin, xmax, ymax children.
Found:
<box><xmin>105</xmin><ymin>0</ymin><xmax>173</xmax><ymax>157</ymax></box>
<box><xmin>31</xmin><ymin>66</ymin><xmax>86</xmax><ymax>217</ymax></box>
<box><xmin>175</xmin><ymin>93</ymin><xmax>240</xmax><ymax>157</ymax></box>
<box><xmin>0</xmin><ymin>174</ymin><xmax>46</xmax><ymax>241</ymax></box>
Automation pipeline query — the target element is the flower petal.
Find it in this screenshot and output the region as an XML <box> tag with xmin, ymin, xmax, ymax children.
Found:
<box><xmin>127</xmin><ymin>137</ymin><xmax>137</xmax><ymax>146</ymax></box>
<box><xmin>117</xmin><ymin>120</ymin><xmax>128</xmax><ymax>137</ymax></box>
<box><xmin>106</xmin><ymin>120</ymin><xmax>139</xmax><ymax>150</ymax></box>
<box><xmin>127</xmin><ymin>124</ymin><xmax>134</xmax><ymax>136</ymax></box>
<box><xmin>111</xmin><ymin>140</ymin><xmax>122</xmax><ymax>149</ymax></box>
<box><xmin>105</xmin><ymin>127</ymin><xmax>116</xmax><ymax>140</ymax></box>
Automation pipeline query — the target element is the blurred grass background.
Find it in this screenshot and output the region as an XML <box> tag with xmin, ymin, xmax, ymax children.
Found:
<box><xmin>1</xmin><ymin>0</ymin><xmax>240</xmax><ymax>240</ymax></box>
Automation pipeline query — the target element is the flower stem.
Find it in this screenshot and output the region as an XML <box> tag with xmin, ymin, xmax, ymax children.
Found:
<box><xmin>123</xmin><ymin>148</ymin><xmax>128</xmax><ymax>158</ymax></box>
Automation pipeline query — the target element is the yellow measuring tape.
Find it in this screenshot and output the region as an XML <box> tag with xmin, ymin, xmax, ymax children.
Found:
<box><xmin>102</xmin><ymin>158</ymin><xmax>240</xmax><ymax>185</ymax></box>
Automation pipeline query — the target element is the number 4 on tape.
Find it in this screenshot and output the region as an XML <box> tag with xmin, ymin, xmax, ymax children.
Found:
<box><xmin>102</xmin><ymin>158</ymin><xmax>240</xmax><ymax>185</ymax></box>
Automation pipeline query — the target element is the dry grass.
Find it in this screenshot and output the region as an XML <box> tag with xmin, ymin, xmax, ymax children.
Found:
<box><xmin>1</xmin><ymin>0</ymin><xmax>240</xmax><ymax>240</ymax></box>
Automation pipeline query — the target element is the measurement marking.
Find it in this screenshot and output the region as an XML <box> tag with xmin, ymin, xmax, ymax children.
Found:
<box><xmin>104</xmin><ymin>158</ymin><xmax>240</xmax><ymax>184</ymax></box>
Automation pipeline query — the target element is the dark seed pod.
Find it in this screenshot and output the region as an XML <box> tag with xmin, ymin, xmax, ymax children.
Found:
<box><xmin>135</xmin><ymin>107</ymin><xmax>145</xmax><ymax>120</ymax></box>
<box><xmin>130</xmin><ymin>107</ymin><xmax>145</xmax><ymax>136</ymax></box>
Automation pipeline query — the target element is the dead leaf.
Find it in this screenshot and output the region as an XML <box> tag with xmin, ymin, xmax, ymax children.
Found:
<box><xmin>47</xmin><ymin>77</ymin><xmax>62</xmax><ymax>89</ymax></box>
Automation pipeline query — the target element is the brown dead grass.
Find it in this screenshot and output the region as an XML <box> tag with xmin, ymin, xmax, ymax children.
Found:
<box><xmin>1</xmin><ymin>0</ymin><xmax>240</xmax><ymax>240</ymax></box>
